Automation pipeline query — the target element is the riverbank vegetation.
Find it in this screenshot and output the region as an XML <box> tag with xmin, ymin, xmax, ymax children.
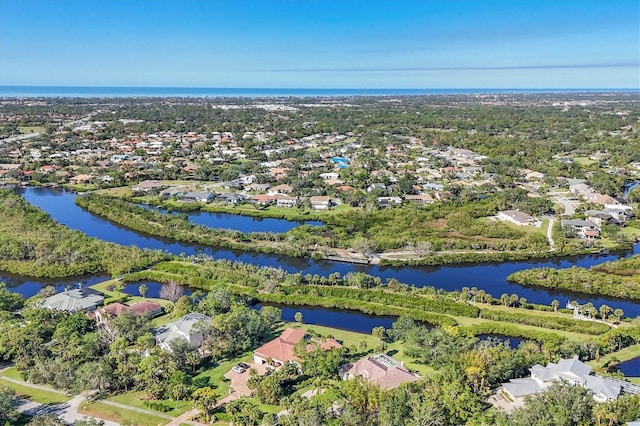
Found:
<box><xmin>122</xmin><ymin>259</ymin><xmax>626</xmax><ymax>342</ymax></box>
<box><xmin>76</xmin><ymin>191</ymin><xmax>581</xmax><ymax>268</ymax></box>
<box><xmin>0</xmin><ymin>189</ymin><xmax>167</xmax><ymax>277</ymax></box>
<box><xmin>508</xmin><ymin>255</ymin><xmax>640</xmax><ymax>301</ymax></box>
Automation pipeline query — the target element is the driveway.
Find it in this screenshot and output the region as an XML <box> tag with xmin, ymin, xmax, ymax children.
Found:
<box><xmin>223</xmin><ymin>362</ymin><xmax>269</xmax><ymax>397</ymax></box>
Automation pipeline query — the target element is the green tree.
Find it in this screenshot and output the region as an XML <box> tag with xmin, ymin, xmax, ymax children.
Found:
<box><xmin>226</xmin><ymin>398</ymin><xmax>263</xmax><ymax>426</ymax></box>
<box><xmin>509</xmin><ymin>381</ymin><xmax>594</xmax><ymax>426</ymax></box>
<box><xmin>294</xmin><ymin>311</ymin><xmax>303</xmax><ymax>324</ymax></box>
<box><xmin>191</xmin><ymin>386</ymin><xmax>218</xmax><ymax>422</ymax></box>
<box><xmin>0</xmin><ymin>386</ymin><xmax>20</xmax><ymax>425</ymax></box>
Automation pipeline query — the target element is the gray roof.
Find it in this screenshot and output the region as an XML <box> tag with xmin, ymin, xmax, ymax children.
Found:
<box><xmin>153</xmin><ymin>312</ymin><xmax>211</xmax><ymax>349</ymax></box>
<box><xmin>586</xmin><ymin>376</ymin><xmax>621</xmax><ymax>400</ymax></box>
<box><xmin>42</xmin><ymin>288</ymin><xmax>104</xmax><ymax>312</ymax></box>
<box><xmin>504</xmin><ymin>357</ymin><xmax>621</xmax><ymax>401</ymax></box>
<box><xmin>561</xmin><ymin>219</ymin><xmax>597</xmax><ymax>228</ymax></box>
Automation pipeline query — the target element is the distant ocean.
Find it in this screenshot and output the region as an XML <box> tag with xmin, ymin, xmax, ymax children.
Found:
<box><xmin>0</xmin><ymin>86</ymin><xmax>637</xmax><ymax>98</ymax></box>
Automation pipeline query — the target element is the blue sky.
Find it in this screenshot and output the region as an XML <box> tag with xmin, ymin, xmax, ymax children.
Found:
<box><xmin>1</xmin><ymin>0</ymin><xmax>638</xmax><ymax>88</ymax></box>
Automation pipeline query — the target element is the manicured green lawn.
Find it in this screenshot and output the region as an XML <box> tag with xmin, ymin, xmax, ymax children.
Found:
<box><xmin>107</xmin><ymin>390</ymin><xmax>192</xmax><ymax>417</ymax></box>
<box><xmin>1</xmin><ymin>366</ymin><xmax>25</xmax><ymax>381</ymax></box>
<box><xmin>194</xmin><ymin>351</ymin><xmax>255</xmax><ymax>396</ymax></box>
<box><xmin>0</xmin><ymin>377</ymin><xmax>69</xmax><ymax>404</ymax></box>
<box><xmin>79</xmin><ymin>400</ymin><xmax>169</xmax><ymax>426</ymax></box>
<box><xmin>591</xmin><ymin>344</ymin><xmax>640</xmax><ymax>369</ymax></box>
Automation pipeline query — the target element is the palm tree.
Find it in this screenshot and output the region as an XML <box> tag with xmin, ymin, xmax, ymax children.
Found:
<box><xmin>139</xmin><ymin>283</ymin><xmax>148</xmax><ymax>298</ymax></box>
<box><xmin>500</xmin><ymin>293</ymin><xmax>509</xmax><ymax>307</ymax></box>
<box><xmin>613</xmin><ymin>308</ymin><xmax>624</xmax><ymax>322</ymax></box>
<box><xmin>599</xmin><ymin>304</ymin><xmax>612</xmax><ymax>321</ymax></box>
<box><xmin>551</xmin><ymin>299</ymin><xmax>560</xmax><ymax>312</ymax></box>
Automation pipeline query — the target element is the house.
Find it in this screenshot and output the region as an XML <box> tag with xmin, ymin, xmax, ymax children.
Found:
<box><xmin>584</xmin><ymin>210</ymin><xmax>617</xmax><ymax>227</ymax></box>
<box><xmin>153</xmin><ymin>312</ymin><xmax>212</xmax><ymax>352</ymax></box>
<box><xmin>69</xmin><ymin>174</ymin><xmax>93</xmax><ymax>184</ymax></box>
<box><xmin>604</xmin><ymin>204</ymin><xmax>634</xmax><ymax>221</ymax></box>
<box><xmin>501</xmin><ymin>356</ymin><xmax>622</xmax><ymax>403</ymax></box>
<box><xmin>253</xmin><ymin>328</ymin><xmax>342</xmax><ymax>367</ymax></box>
<box><xmin>339</xmin><ymin>354</ymin><xmax>419</xmax><ymax>390</ymax></box>
<box><xmin>404</xmin><ymin>194</ymin><xmax>434</xmax><ymax>205</ymax></box>
<box><xmin>41</xmin><ymin>288</ymin><xmax>104</xmax><ymax>313</ymax></box>
<box><xmin>94</xmin><ymin>300</ymin><xmax>163</xmax><ymax>327</ymax></box>
<box><xmin>274</xmin><ymin>194</ymin><xmax>298</xmax><ymax>208</ymax></box>
<box><xmin>320</xmin><ymin>172</ymin><xmax>339</xmax><ymax>180</ymax></box>
<box><xmin>561</xmin><ymin>219</ymin><xmax>600</xmax><ymax>239</ymax></box>
<box><xmin>268</xmin><ymin>184</ymin><xmax>294</xmax><ymax>195</ymax></box>
<box><xmin>181</xmin><ymin>191</ymin><xmax>215</xmax><ymax>203</ymax></box>
<box><xmin>270</xmin><ymin>167</ymin><xmax>290</xmax><ymax>180</ymax></box>
<box><xmin>245</xmin><ymin>183</ymin><xmax>270</xmax><ymax>192</ymax></box>
<box><xmin>377</xmin><ymin>196</ymin><xmax>403</xmax><ymax>207</ymax></box>
<box><xmin>309</xmin><ymin>195</ymin><xmax>332</xmax><ymax>210</ymax></box>
<box><xmin>132</xmin><ymin>180</ymin><xmax>164</xmax><ymax>193</ymax></box>
<box><xmin>160</xmin><ymin>187</ymin><xmax>184</xmax><ymax>199</ymax></box>
<box><xmin>497</xmin><ymin>210</ymin><xmax>541</xmax><ymax>227</ymax></box>
<box><xmin>217</xmin><ymin>193</ymin><xmax>245</xmax><ymax>204</ymax></box>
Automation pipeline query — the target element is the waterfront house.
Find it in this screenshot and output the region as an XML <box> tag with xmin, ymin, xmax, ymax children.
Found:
<box><xmin>132</xmin><ymin>180</ymin><xmax>164</xmax><ymax>193</ymax></box>
<box><xmin>41</xmin><ymin>288</ymin><xmax>104</xmax><ymax>313</ymax></box>
<box><xmin>160</xmin><ymin>187</ymin><xmax>184</xmax><ymax>199</ymax></box>
<box><xmin>309</xmin><ymin>195</ymin><xmax>332</xmax><ymax>210</ymax></box>
<box><xmin>253</xmin><ymin>328</ymin><xmax>342</xmax><ymax>367</ymax></box>
<box><xmin>501</xmin><ymin>356</ymin><xmax>621</xmax><ymax>403</ymax></box>
<box><xmin>217</xmin><ymin>192</ymin><xmax>245</xmax><ymax>204</ymax></box>
<box><xmin>181</xmin><ymin>191</ymin><xmax>215</xmax><ymax>203</ymax></box>
<box><xmin>339</xmin><ymin>354</ymin><xmax>419</xmax><ymax>390</ymax></box>
<box><xmin>561</xmin><ymin>219</ymin><xmax>600</xmax><ymax>239</ymax></box>
<box><xmin>153</xmin><ymin>312</ymin><xmax>212</xmax><ymax>352</ymax></box>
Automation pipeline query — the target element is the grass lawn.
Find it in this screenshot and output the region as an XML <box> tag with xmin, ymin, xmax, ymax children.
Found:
<box><xmin>573</xmin><ymin>157</ymin><xmax>598</xmax><ymax>167</ymax></box>
<box><xmin>590</xmin><ymin>344</ymin><xmax>640</xmax><ymax>368</ymax></box>
<box><xmin>0</xmin><ymin>377</ymin><xmax>69</xmax><ymax>405</ymax></box>
<box><xmin>1</xmin><ymin>366</ymin><xmax>25</xmax><ymax>381</ymax></box>
<box><xmin>194</xmin><ymin>351</ymin><xmax>256</xmax><ymax>397</ymax></box>
<box><xmin>78</xmin><ymin>400</ymin><xmax>169</xmax><ymax>426</ymax></box>
<box><xmin>18</xmin><ymin>126</ymin><xmax>44</xmax><ymax>134</ymax></box>
<box><xmin>107</xmin><ymin>390</ymin><xmax>192</xmax><ymax>417</ymax></box>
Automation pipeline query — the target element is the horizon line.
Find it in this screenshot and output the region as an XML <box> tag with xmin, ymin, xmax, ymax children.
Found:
<box><xmin>1</xmin><ymin>85</ymin><xmax>639</xmax><ymax>90</ymax></box>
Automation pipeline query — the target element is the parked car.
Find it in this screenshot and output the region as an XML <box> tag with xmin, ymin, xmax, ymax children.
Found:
<box><xmin>232</xmin><ymin>363</ymin><xmax>248</xmax><ymax>373</ymax></box>
<box><xmin>238</xmin><ymin>362</ymin><xmax>250</xmax><ymax>369</ymax></box>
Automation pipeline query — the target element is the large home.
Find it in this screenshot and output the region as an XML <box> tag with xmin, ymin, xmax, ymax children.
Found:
<box><xmin>181</xmin><ymin>191</ymin><xmax>215</xmax><ymax>203</ymax></box>
<box><xmin>93</xmin><ymin>301</ymin><xmax>163</xmax><ymax>327</ymax></box>
<box><xmin>153</xmin><ymin>312</ymin><xmax>212</xmax><ymax>352</ymax></box>
<box><xmin>253</xmin><ymin>328</ymin><xmax>342</xmax><ymax>367</ymax></box>
<box><xmin>309</xmin><ymin>195</ymin><xmax>332</xmax><ymax>210</ymax></box>
<box><xmin>497</xmin><ymin>210</ymin><xmax>541</xmax><ymax>227</ymax></box>
<box><xmin>274</xmin><ymin>194</ymin><xmax>298</xmax><ymax>208</ymax></box>
<box><xmin>501</xmin><ymin>356</ymin><xmax>622</xmax><ymax>403</ymax></box>
<box><xmin>41</xmin><ymin>288</ymin><xmax>105</xmax><ymax>313</ymax></box>
<box><xmin>268</xmin><ymin>184</ymin><xmax>294</xmax><ymax>195</ymax></box>
<box><xmin>377</xmin><ymin>196</ymin><xmax>403</xmax><ymax>207</ymax></box>
<box><xmin>339</xmin><ymin>354</ymin><xmax>419</xmax><ymax>390</ymax></box>
<box><xmin>404</xmin><ymin>194</ymin><xmax>434</xmax><ymax>205</ymax></box>
<box><xmin>160</xmin><ymin>187</ymin><xmax>184</xmax><ymax>199</ymax></box>
<box><xmin>217</xmin><ymin>192</ymin><xmax>245</xmax><ymax>204</ymax></box>
<box><xmin>561</xmin><ymin>219</ymin><xmax>600</xmax><ymax>239</ymax></box>
<box><xmin>132</xmin><ymin>180</ymin><xmax>164</xmax><ymax>193</ymax></box>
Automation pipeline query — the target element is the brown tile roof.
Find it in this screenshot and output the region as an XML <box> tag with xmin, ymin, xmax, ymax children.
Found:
<box><xmin>342</xmin><ymin>355</ymin><xmax>419</xmax><ymax>390</ymax></box>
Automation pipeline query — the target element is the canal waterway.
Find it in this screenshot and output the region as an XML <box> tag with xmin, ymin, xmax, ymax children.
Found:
<box><xmin>8</xmin><ymin>187</ymin><xmax>640</xmax><ymax>317</ymax></box>
<box><xmin>140</xmin><ymin>204</ymin><xmax>324</xmax><ymax>233</ymax></box>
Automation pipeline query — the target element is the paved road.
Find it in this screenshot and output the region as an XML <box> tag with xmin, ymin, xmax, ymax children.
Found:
<box><xmin>548</xmin><ymin>191</ymin><xmax>578</xmax><ymax>216</ymax></box>
<box><xmin>16</xmin><ymin>394</ymin><xmax>120</xmax><ymax>426</ymax></box>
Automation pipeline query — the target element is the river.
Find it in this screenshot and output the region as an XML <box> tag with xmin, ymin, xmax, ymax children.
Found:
<box><xmin>5</xmin><ymin>187</ymin><xmax>640</xmax><ymax>317</ymax></box>
<box><xmin>140</xmin><ymin>204</ymin><xmax>324</xmax><ymax>233</ymax></box>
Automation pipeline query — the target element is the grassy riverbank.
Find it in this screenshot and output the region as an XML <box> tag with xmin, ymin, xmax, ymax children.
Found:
<box><xmin>119</xmin><ymin>260</ymin><xmax>628</xmax><ymax>346</ymax></box>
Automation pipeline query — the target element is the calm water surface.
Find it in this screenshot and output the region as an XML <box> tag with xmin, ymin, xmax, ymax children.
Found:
<box><xmin>11</xmin><ymin>187</ymin><xmax>640</xmax><ymax>317</ymax></box>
